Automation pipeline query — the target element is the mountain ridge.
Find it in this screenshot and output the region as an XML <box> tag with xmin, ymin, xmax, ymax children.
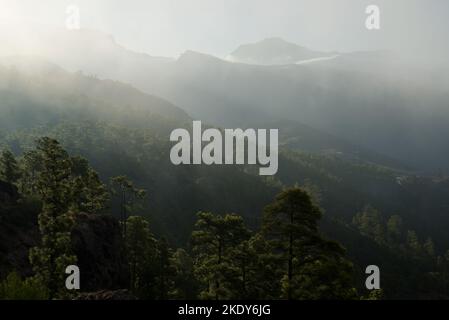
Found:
<box><xmin>226</xmin><ymin>37</ymin><xmax>333</xmax><ymax>65</ymax></box>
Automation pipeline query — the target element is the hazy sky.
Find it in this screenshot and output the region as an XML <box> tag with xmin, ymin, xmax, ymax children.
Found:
<box><xmin>0</xmin><ymin>0</ymin><xmax>448</xmax><ymax>59</ymax></box>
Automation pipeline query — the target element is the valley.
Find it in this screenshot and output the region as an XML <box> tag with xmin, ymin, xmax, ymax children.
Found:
<box><xmin>0</xmin><ymin>17</ymin><xmax>448</xmax><ymax>299</ymax></box>
<box><xmin>0</xmin><ymin>58</ymin><xmax>448</xmax><ymax>298</ymax></box>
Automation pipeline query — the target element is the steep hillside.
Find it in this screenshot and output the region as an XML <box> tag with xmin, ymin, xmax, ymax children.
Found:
<box><xmin>1</xmin><ymin>62</ymin><xmax>449</xmax><ymax>298</ymax></box>
<box><xmin>0</xmin><ymin>57</ymin><xmax>190</xmax><ymax>133</ymax></box>
<box><xmin>3</xmin><ymin>29</ymin><xmax>448</xmax><ymax>172</ymax></box>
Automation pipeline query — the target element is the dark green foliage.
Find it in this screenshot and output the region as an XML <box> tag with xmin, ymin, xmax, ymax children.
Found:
<box><xmin>348</xmin><ymin>205</ymin><xmax>448</xmax><ymax>298</ymax></box>
<box><xmin>228</xmin><ymin>234</ymin><xmax>281</xmax><ymax>299</ymax></box>
<box><xmin>386</xmin><ymin>215</ymin><xmax>403</xmax><ymax>243</ymax></box>
<box><xmin>286</xmin><ymin>239</ymin><xmax>357</xmax><ymax>300</ymax></box>
<box><xmin>125</xmin><ymin>216</ymin><xmax>179</xmax><ymax>299</ymax></box>
<box><xmin>0</xmin><ymin>272</ymin><xmax>48</xmax><ymax>300</ymax></box>
<box><xmin>28</xmin><ymin>137</ymin><xmax>77</xmax><ymax>298</ymax></box>
<box><xmin>3</xmin><ymin>120</ymin><xmax>278</xmax><ymax>245</ymax></box>
<box><xmin>18</xmin><ymin>150</ymin><xmax>40</xmax><ymax>195</ymax></box>
<box><xmin>352</xmin><ymin>205</ymin><xmax>386</xmax><ymax>245</ymax></box>
<box><xmin>111</xmin><ymin>176</ymin><xmax>146</xmax><ymax>237</ymax></box>
<box><xmin>156</xmin><ymin>238</ymin><xmax>176</xmax><ymax>300</ymax></box>
<box><xmin>191</xmin><ymin>212</ymin><xmax>251</xmax><ymax>300</ymax></box>
<box><xmin>0</xmin><ymin>149</ymin><xmax>20</xmax><ymax>184</ymax></box>
<box><xmin>188</xmin><ymin>190</ymin><xmax>358</xmax><ymax>300</ymax></box>
<box><xmin>23</xmin><ymin>138</ymin><xmax>108</xmax><ymax>298</ymax></box>
<box><xmin>262</xmin><ymin>187</ymin><xmax>357</xmax><ymax>300</ymax></box>
<box><xmin>362</xmin><ymin>289</ymin><xmax>383</xmax><ymax>300</ymax></box>
<box><xmin>125</xmin><ymin>215</ymin><xmax>158</xmax><ymax>297</ymax></box>
<box><xmin>170</xmin><ymin>248</ymin><xmax>199</xmax><ymax>299</ymax></box>
<box><xmin>1</xmin><ymin>63</ymin><xmax>449</xmax><ymax>300</ymax></box>
<box><xmin>71</xmin><ymin>157</ymin><xmax>109</xmax><ymax>214</ymax></box>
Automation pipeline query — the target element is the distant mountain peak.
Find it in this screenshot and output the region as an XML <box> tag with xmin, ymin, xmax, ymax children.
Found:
<box><xmin>259</xmin><ymin>37</ymin><xmax>292</xmax><ymax>43</ymax></box>
<box><xmin>256</xmin><ymin>37</ymin><xmax>303</xmax><ymax>47</ymax></box>
<box><xmin>226</xmin><ymin>37</ymin><xmax>328</xmax><ymax>66</ymax></box>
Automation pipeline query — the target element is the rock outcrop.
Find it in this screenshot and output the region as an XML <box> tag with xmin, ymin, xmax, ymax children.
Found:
<box><xmin>71</xmin><ymin>212</ymin><xmax>129</xmax><ymax>291</ymax></box>
<box><xmin>1</xmin><ymin>191</ymin><xmax>129</xmax><ymax>292</ymax></box>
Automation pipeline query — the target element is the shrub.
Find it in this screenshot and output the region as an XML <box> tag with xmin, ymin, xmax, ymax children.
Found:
<box><xmin>0</xmin><ymin>272</ymin><xmax>48</xmax><ymax>300</ymax></box>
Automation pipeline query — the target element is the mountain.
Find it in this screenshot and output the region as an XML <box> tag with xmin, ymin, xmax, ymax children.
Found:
<box><xmin>2</xmin><ymin>57</ymin><xmax>449</xmax><ymax>299</ymax></box>
<box><xmin>0</xmin><ymin>25</ymin><xmax>174</xmax><ymax>78</ymax></box>
<box><xmin>0</xmin><ymin>56</ymin><xmax>190</xmax><ymax>133</ymax></box>
<box><xmin>2</xmin><ymin>27</ymin><xmax>449</xmax><ymax>173</ymax></box>
<box><xmin>0</xmin><ymin>60</ymin><xmax>278</xmax><ymax>243</ymax></box>
<box><xmin>226</xmin><ymin>37</ymin><xmax>333</xmax><ymax>65</ymax></box>
<box><xmin>0</xmin><ymin>58</ymin><xmax>447</xmax><ymax>245</ymax></box>
<box><xmin>140</xmin><ymin>50</ymin><xmax>449</xmax><ymax>173</ymax></box>
<box><xmin>261</xmin><ymin>119</ymin><xmax>410</xmax><ymax>170</ymax></box>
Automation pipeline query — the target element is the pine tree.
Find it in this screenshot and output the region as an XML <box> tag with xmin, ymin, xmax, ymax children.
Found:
<box><xmin>156</xmin><ymin>238</ymin><xmax>175</xmax><ymax>300</ymax></box>
<box><xmin>191</xmin><ymin>212</ymin><xmax>251</xmax><ymax>300</ymax></box>
<box><xmin>111</xmin><ymin>175</ymin><xmax>146</xmax><ymax>237</ymax></box>
<box><xmin>0</xmin><ymin>149</ymin><xmax>21</xmax><ymax>184</ymax></box>
<box><xmin>0</xmin><ymin>272</ymin><xmax>48</xmax><ymax>300</ymax></box>
<box><xmin>352</xmin><ymin>205</ymin><xmax>385</xmax><ymax>244</ymax></box>
<box><xmin>386</xmin><ymin>215</ymin><xmax>403</xmax><ymax>244</ymax></box>
<box><xmin>28</xmin><ymin>137</ymin><xmax>77</xmax><ymax>298</ymax></box>
<box><xmin>229</xmin><ymin>234</ymin><xmax>281</xmax><ymax>299</ymax></box>
<box><xmin>171</xmin><ymin>248</ymin><xmax>198</xmax><ymax>299</ymax></box>
<box><xmin>262</xmin><ymin>187</ymin><xmax>321</xmax><ymax>299</ymax></box>
<box><xmin>70</xmin><ymin>156</ymin><xmax>109</xmax><ymax>213</ymax></box>
<box><xmin>19</xmin><ymin>150</ymin><xmax>41</xmax><ymax>195</ymax></box>
<box><xmin>125</xmin><ymin>215</ymin><xmax>158</xmax><ymax>296</ymax></box>
<box><xmin>262</xmin><ymin>187</ymin><xmax>357</xmax><ymax>300</ymax></box>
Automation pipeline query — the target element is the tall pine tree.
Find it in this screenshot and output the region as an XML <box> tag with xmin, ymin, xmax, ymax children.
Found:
<box><xmin>262</xmin><ymin>187</ymin><xmax>357</xmax><ymax>300</ymax></box>
<box><xmin>28</xmin><ymin>138</ymin><xmax>77</xmax><ymax>298</ymax></box>
<box><xmin>192</xmin><ymin>212</ymin><xmax>250</xmax><ymax>300</ymax></box>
